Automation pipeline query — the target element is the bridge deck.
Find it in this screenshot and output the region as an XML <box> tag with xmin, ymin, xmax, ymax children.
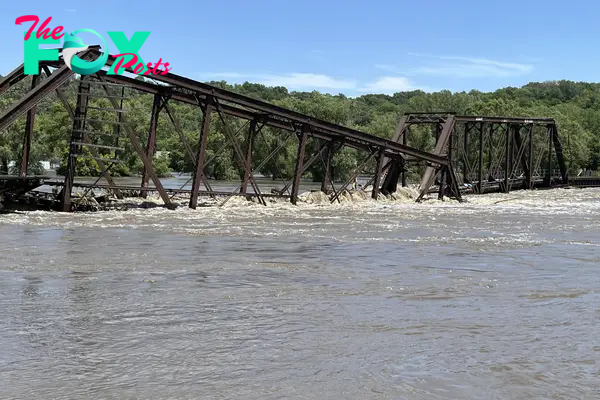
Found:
<box><xmin>0</xmin><ymin>175</ymin><xmax>48</xmax><ymax>194</ymax></box>
<box><xmin>569</xmin><ymin>176</ymin><xmax>600</xmax><ymax>187</ymax></box>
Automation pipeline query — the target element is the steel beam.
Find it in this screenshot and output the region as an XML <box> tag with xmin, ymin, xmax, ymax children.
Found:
<box><xmin>291</xmin><ymin>126</ymin><xmax>308</xmax><ymax>205</ymax></box>
<box><xmin>79</xmin><ymin>51</ymin><xmax>449</xmax><ymax>166</ymax></box>
<box><xmin>401</xmin><ymin>130</ymin><xmax>407</xmax><ymax>187</ymax></box>
<box><xmin>512</xmin><ymin>125</ymin><xmax>528</xmax><ymax>190</ymax></box>
<box><xmin>80</xmin><ymin>67</ymin><xmax>445</xmax><ymax>164</ymax></box>
<box><xmin>419</xmin><ymin>116</ymin><xmax>455</xmax><ymax>197</ymax></box>
<box><xmin>189</xmin><ymin>100</ymin><xmax>212</xmax><ymax>209</ymax></box>
<box><xmin>241</xmin><ymin>119</ymin><xmax>257</xmax><ymax>194</ymax></box>
<box><xmin>0</xmin><ymin>63</ymin><xmax>26</xmax><ymax>95</ymax></box>
<box><xmin>0</xmin><ymin>50</ymin><xmax>97</xmax><ymax>132</ymax></box>
<box><xmin>330</xmin><ymin>151</ymin><xmax>376</xmax><ymax>204</ymax></box>
<box><xmin>462</xmin><ymin>123</ymin><xmax>470</xmax><ymax>183</ymax></box>
<box><xmin>504</xmin><ymin>124</ymin><xmax>511</xmax><ymax>193</ymax></box>
<box><xmin>20</xmin><ymin>74</ymin><xmax>40</xmax><ymax>176</ymax></box>
<box><xmin>454</xmin><ymin>115</ymin><xmax>554</xmax><ymax>124</ymax></box>
<box><xmin>48</xmin><ymin>69</ymin><xmax>122</xmax><ymax>199</ymax></box>
<box><xmin>372</xmin><ymin>147</ymin><xmax>386</xmax><ymax>199</ymax></box>
<box><xmin>478</xmin><ymin>122</ymin><xmax>484</xmax><ymax>193</ymax></box>
<box><xmin>214</xmin><ymin>100</ymin><xmax>266</xmax><ymax>205</ymax></box>
<box><xmin>321</xmin><ymin>141</ymin><xmax>335</xmax><ymax>194</ymax></box>
<box><xmin>527</xmin><ymin>125</ymin><xmax>534</xmax><ymax>189</ymax></box>
<box><xmin>141</xmin><ymin>94</ymin><xmax>161</xmax><ymax>198</ymax></box>
<box><xmin>438</xmin><ymin>168</ymin><xmax>446</xmax><ymax>200</ymax></box>
<box><xmin>404</xmin><ymin>113</ymin><xmax>554</xmax><ymax>125</ymax></box>
<box><xmin>545</xmin><ymin>124</ymin><xmax>554</xmax><ymax>186</ymax></box>
<box><xmin>161</xmin><ymin>98</ymin><xmax>214</xmax><ymax>196</ymax></box>
<box><xmin>552</xmin><ymin>124</ymin><xmax>568</xmax><ymax>184</ymax></box>
<box><xmin>280</xmin><ymin>139</ymin><xmax>331</xmax><ymax>195</ymax></box>
<box><xmin>220</xmin><ymin>129</ymin><xmax>294</xmax><ymax>207</ymax></box>
<box><xmin>96</xmin><ymin>77</ymin><xmax>174</xmax><ymax>209</ymax></box>
<box><xmin>160</xmin><ymin>81</ymin><xmax>446</xmax><ymax>164</ymax></box>
<box><xmin>61</xmin><ymin>77</ymin><xmax>90</xmax><ymax>212</ymax></box>
<box><xmin>161</xmin><ymin>99</ymin><xmax>194</xmax><ymax>160</ymax></box>
<box><xmin>381</xmin><ymin>116</ymin><xmax>408</xmax><ymax>194</ymax></box>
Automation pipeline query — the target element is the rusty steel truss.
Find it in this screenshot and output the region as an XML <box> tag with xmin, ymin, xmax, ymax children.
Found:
<box><xmin>380</xmin><ymin>112</ymin><xmax>568</xmax><ymax>199</ymax></box>
<box><xmin>0</xmin><ymin>48</ymin><xmax>567</xmax><ymax>211</ymax></box>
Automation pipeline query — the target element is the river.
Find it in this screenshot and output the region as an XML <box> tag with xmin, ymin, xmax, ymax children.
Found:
<box><xmin>1</xmin><ymin>187</ymin><xmax>599</xmax><ymax>399</ymax></box>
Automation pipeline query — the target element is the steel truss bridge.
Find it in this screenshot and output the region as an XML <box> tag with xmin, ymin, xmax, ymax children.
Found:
<box><xmin>0</xmin><ymin>47</ymin><xmax>569</xmax><ymax>211</ymax></box>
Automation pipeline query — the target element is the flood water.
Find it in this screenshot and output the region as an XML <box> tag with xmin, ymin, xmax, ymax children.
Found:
<box><xmin>1</xmin><ymin>187</ymin><xmax>599</xmax><ymax>399</ymax></box>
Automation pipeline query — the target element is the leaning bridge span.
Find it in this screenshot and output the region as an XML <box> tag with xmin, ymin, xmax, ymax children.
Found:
<box><xmin>0</xmin><ymin>47</ymin><xmax>571</xmax><ymax>211</ymax></box>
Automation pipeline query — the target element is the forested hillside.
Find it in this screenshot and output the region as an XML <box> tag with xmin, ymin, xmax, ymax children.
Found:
<box><xmin>1</xmin><ymin>74</ymin><xmax>599</xmax><ymax>181</ymax></box>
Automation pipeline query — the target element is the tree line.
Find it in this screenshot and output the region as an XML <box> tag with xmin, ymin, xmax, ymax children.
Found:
<box><xmin>1</xmin><ymin>74</ymin><xmax>598</xmax><ymax>182</ymax></box>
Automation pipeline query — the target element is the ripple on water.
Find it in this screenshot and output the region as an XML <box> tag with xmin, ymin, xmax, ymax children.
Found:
<box><xmin>1</xmin><ymin>187</ymin><xmax>600</xmax><ymax>398</ymax></box>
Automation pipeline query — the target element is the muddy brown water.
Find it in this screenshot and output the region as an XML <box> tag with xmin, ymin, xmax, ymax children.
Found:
<box><xmin>1</xmin><ymin>188</ymin><xmax>599</xmax><ymax>399</ymax></box>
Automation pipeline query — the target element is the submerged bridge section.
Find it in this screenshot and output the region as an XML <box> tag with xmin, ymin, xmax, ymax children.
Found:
<box><xmin>0</xmin><ymin>48</ymin><xmax>571</xmax><ymax>211</ymax></box>
<box><xmin>382</xmin><ymin>112</ymin><xmax>569</xmax><ymax>198</ymax></box>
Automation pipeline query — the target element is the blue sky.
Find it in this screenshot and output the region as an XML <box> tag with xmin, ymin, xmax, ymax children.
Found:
<box><xmin>1</xmin><ymin>0</ymin><xmax>598</xmax><ymax>96</ymax></box>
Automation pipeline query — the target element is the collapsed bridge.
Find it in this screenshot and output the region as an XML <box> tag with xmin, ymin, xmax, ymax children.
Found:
<box><xmin>0</xmin><ymin>47</ymin><xmax>569</xmax><ymax>211</ymax></box>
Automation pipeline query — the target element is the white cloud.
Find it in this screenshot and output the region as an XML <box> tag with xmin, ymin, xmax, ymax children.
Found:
<box><xmin>203</xmin><ymin>72</ymin><xmax>247</xmax><ymax>79</ymax></box>
<box><xmin>260</xmin><ymin>73</ymin><xmax>356</xmax><ymax>90</ymax></box>
<box><xmin>199</xmin><ymin>72</ymin><xmax>356</xmax><ymax>91</ymax></box>
<box><xmin>406</xmin><ymin>53</ymin><xmax>533</xmax><ymax>77</ymax></box>
<box><xmin>197</xmin><ymin>71</ymin><xmax>431</xmax><ymax>95</ymax></box>
<box><xmin>358</xmin><ymin>76</ymin><xmax>424</xmax><ymax>94</ymax></box>
<box><xmin>374</xmin><ymin>64</ymin><xmax>404</xmax><ymax>74</ymax></box>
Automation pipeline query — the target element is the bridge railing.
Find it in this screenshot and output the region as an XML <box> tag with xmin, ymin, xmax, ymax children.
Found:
<box><xmin>576</xmin><ymin>169</ymin><xmax>600</xmax><ymax>177</ymax></box>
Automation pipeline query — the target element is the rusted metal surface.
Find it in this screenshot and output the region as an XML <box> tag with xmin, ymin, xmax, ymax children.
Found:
<box><xmin>291</xmin><ymin>126</ymin><xmax>308</xmax><ymax>205</ymax></box>
<box><xmin>20</xmin><ymin>74</ymin><xmax>39</xmax><ymax>176</ymax></box>
<box><xmin>241</xmin><ymin>119</ymin><xmax>257</xmax><ymax>195</ymax></box>
<box><xmin>161</xmin><ymin>99</ymin><xmax>214</xmax><ymax>197</ymax></box>
<box><xmin>383</xmin><ymin>112</ymin><xmax>568</xmax><ymax>199</ymax></box>
<box><xmin>418</xmin><ymin>115</ymin><xmax>456</xmax><ymax>197</ymax></box>
<box><xmin>330</xmin><ymin>151</ymin><xmax>376</xmax><ymax>204</ymax></box>
<box><xmin>56</xmin><ymin>51</ymin><xmax>450</xmax><ymax>166</ymax></box>
<box><xmin>278</xmin><ymin>139</ymin><xmax>331</xmax><ymax>196</ymax></box>
<box><xmin>0</xmin><ymin>175</ymin><xmax>48</xmax><ymax>195</ymax></box>
<box><xmin>321</xmin><ymin>141</ymin><xmax>334</xmax><ymax>194</ymax></box>
<box><xmin>45</xmin><ymin>66</ymin><xmax>123</xmax><ymax>199</ymax></box>
<box><xmin>189</xmin><ymin>100</ymin><xmax>212</xmax><ymax>209</ymax></box>
<box><xmin>0</xmin><ymin>63</ymin><xmax>26</xmax><ymax>95</ymax></box>
<box><xmin>214</xmin><ymin>100</ymin><xmax>266</xmax><ymax>205</ymax></box>
<box><xmin>0</xmin><ymin>49</ymin><xmax>99</xmax><ymax>132</ymax></box>
<box><xmin>372</xmin><ymin>147</ymin><xmax>386</xmax><ymax>199</ymax></box>
<box><xmin>96</xmin><ymin>76</ymin><xmax>174</xmax><ymax>209</ymax></box>
<box><xmin>141</xmin><ymin>94</ymin><xmax>161</xmax><ymax>198</ymax></box>
<box><xmin>61</xmin><ymin>77</ymin><xmax>90</xmax><ymax>212</ymax></box>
